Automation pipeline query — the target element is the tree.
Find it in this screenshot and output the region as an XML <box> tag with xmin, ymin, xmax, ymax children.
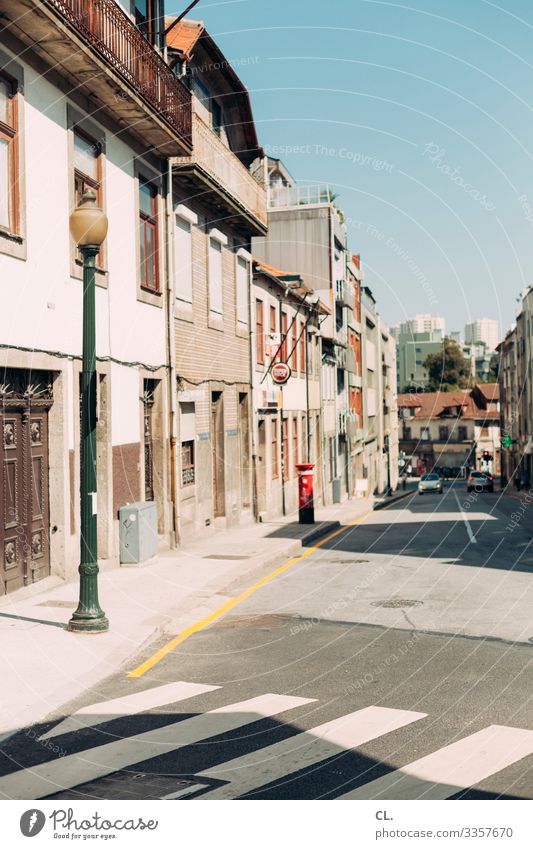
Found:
<box><xmin>423</xmin><ymin>338</ymin><xmax>471</xmax><ymax>391</ymax></box>
<box><xmin>485</xmin><ymin>351</ymin><xmax>500</xmax><ymax>383</ymax></box>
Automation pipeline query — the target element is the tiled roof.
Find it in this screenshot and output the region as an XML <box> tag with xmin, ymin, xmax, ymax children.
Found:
<box><xmin>165</xmin><ymin>18</ymin><xmax>204</xmax><ymax>58</ymax></box>
<box><xmin>475</xmin><ymin>382</ymin><xmax>500</xmax><ymax>402</ymax></box>
<box><xmin>397</xmin><ymin>390</ymin><xmax>480</xmax><ymax>419</ymax></box>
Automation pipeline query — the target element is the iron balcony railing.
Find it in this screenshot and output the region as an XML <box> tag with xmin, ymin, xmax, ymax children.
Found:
<box><xmin>48</xmin><ymin>0</ymin><xmax>192</xmax><ymax>145</ymax></box>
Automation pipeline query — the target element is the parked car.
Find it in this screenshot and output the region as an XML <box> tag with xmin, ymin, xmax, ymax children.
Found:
<box><xmin>467</xmin><ymin>470</ymin><xmax>494</xmax><ymax>493</ymax></box>
<box><xmin>418</xmin><ymin>472</ymin><xmax>444</xmax><ymax>495</ymax></box>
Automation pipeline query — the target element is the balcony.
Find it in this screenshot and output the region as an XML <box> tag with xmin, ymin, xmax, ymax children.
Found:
<box><xmin>268</xmin><ymin>183</ymin><xmax>334</xmax><ymax>210</ymax></box>
<box><xmin>336</xmin><ymin>279</ymin><xmax>355</xmax><ymax>311</ymax></box>
<box><xmin>173</xmin><ymin>111</ymin><xmax>267</xmax><ymax>236</ymax></box>
<box><xmin>3</xmin><ymin>0</ymin><xmax>192</xmax><ymax>155</ymax></box>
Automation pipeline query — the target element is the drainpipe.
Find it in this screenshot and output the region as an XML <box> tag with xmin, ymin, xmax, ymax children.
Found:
<box><xmin>249</xmin><ymin>264</ymin><xmax>259</xmax><ymax>520</ymax></box>
<box><xmin>279</xmin><ymin>295</ymin><xmax>286</xmax><ymax>516</ymax></box>
<box><xmin>305</xmin><ymin>318</ymin><xmax>311</xmax><ymax>463</ymax></box>
<box><xmin>165</xmin><ymin>159</ymin><xmax>181</xmax><ymax>547</ymax></box>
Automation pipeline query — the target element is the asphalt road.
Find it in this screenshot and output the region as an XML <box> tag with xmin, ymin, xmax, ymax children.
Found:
<box><xmin>2</xmin><ymin>481</ymin><xmax>533</xmax><ymax>801</ymax></box>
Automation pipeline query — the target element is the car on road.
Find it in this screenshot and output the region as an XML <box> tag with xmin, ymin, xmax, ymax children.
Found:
<box><xmin>418</xmin><ymin>472</ymin><xmax>444</xmax><ymax>495</ymax></box>
<box><xmin>467</xmin><ymin>470</ymin><xmax>494</xmax><ymax>493</ymax></box>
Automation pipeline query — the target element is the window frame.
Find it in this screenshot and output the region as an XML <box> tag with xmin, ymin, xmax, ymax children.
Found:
<box><xmin>181</xmin><ymin>439</ymin><xmax>195</xmax><ymax>487</ymax></box>
<box><xmin>256</xmin><ymin>299</ymin><xmax>265</xmax><ymax>364</ymax></box>
<box><xmin>73</xmin><ymin>126</ymin><xmax>105</xmax><ymax>270</ymax></box>
<box><xmin>292</xmin><ymin>416</ymin><xmax>299</xmax><ymax>475</ymax></box>
<box><xmin>139</xmin><ymin>176</ymin><xmax>160</xmax><ymax>294</ymax></box>
<box><xmin>0</xmin><ymin>53</ymin><xmax>25</xmax><ymax>260</ymax></box>
<box><xmin>0</xmin><ymin>74</ymin><xmax>18</xmax><ymax>236</ymax></box>
<box><xmin>271</xmin><ymin>417</ymin><xmax>279</xmax><ymax>480</ymax></box>
<box><xmin>236</xmin><ymin>253</ymin><xmax>250</xmax><ymax>333</ymax></box>
<box><xmin>174</xmin><ymin>213</ymin><xmax>193</xmax><ymax>305</ymax></box>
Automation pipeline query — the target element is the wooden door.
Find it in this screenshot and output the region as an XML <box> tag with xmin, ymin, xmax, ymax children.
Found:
<box><xmin>256</xmin><ymin>419</ymin><xmax>266</xmax><ymax>514</ymax></box>
<box><xmin>1</xmin><ymin>406</ymin><xmax>50</xmax><ymax>594</ymax></box>
<box><xmin>211</xmin><ymin>391</ymin><xmax>225</xmax><ymax>518</ymax></box>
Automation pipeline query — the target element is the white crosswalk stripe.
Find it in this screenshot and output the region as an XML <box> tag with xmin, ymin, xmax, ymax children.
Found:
<box><xmin>4</xmin><ymin>684</ymin><xmax>533</xmax><ymax>801</ymax></box>
<box><xmin>193</xmin><ymin>706</ymin><xmax>427</xmax><ymax>800</ymax></box>
<box><xmin>339</xmin><ymin>725</ymin><xmax>533</xmax><ymax>800</ymax></box>
<box><xmin>39</xmin><ymin>682</ymin><xmax>220</xmax><ymax>740</ymax></box>
<box><xmin>0</xmin><ymin>693</ymin><xmax>314</xmax><ymax>800</ymax></box>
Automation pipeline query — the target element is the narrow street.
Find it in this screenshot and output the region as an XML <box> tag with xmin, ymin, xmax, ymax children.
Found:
<box><xmin>2</xmin><ymin>483</ymin><xmax>533</xmax><ymax>801</ymax></box>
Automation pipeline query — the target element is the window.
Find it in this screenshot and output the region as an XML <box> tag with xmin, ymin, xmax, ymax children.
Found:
<box><xmin>439</xmin><ymin>426</ymin><xmax>449</xmax><ymax>440</ymax></box>
<box><xmin>208</xmin><ymin>237</ymin><xmax>223</xmax><ymax>315</ymax></box>
<box><xmin>291</xmin><ymin>317</ymin><xmax>297</xmax><ymax>370</ymax></box>
<box><xmin>175</xmin><ymin>216</ymin><xmax>193</xmax><ymax>303</ymax></box>
<box><xmin>293</xmin><ymin>417</ymin><xmax>299</xmax><ymax>474</ymax></box>
<box><xmin>271</xmin><ymin>418</ymin><xmax>279</xmax><ymax>479</ymax></box>
<box><xmin>135</xmin><ymin>0</ymin><xmax>157</xmax><ymax>43</ymax></box>
<box><xmin>236</xmin><ymin>256</ymin><xmax>249</xmax><ymax>328</ymax></box>
<box><xmin>256</xmin><ymin>300</ymin><xmax>264</xmax><ymax>364</ymax></box>
<box><xmin>458</xmin><ymin>426</ymin><xmax>467</xmax><ymax>441</ymax></box>
<box><xmin>281</xmin><ymin>312</ymin><xmax>288</xmax><ymax>362</ymax></box>
<box><xmin>73</xmin><ymin>129</ymin><xmax>104</xmax><ymax>267</ymax></box>
<box><xmin>181</xmin><ymin>441</ymin><xmax>195</xmax><ymax>486</ymax></box>
<box><xmin>421</xmin><ymin>427</ymin><xmax>430</xmax><ymax>440</ymax></box>
<box><xmin>299</xmin><ymin>321</ymin><xmax>306</xmax><ymax>373</ymax></box>
<box><xmin>270</xmin><ymin>305</ymin><xmax>278</xmax><ymax>361</ymax></box>
<box><xmin>139</xmin><ymin>179</ymin><xmax>159</xmax><ymax>292</ymax></box>
<box><xmin>0</xmin><ymin>75</ymin><xmax>19</xmax><ymax>234</ymax></box>
<box><xmin>282</xmin><ymin>418</ymin><xmax>289</xmax><ymax>478</ymax></box>
<box><xmin>180</xmin><ymin>401</ymin><xmax>195</xmax><ymax>486</ymax></box>
<box><xmin>212</xmin><ymin>100</ymin><xmax>222</xmax><ymax>136</ymax></box>
<box><xmin>403</xmin><ymin>426</ymin><xmax>412</xmax><ymax>440</ymax></box>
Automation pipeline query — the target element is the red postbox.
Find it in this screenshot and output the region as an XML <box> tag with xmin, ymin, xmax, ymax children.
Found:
<box><xmin>296</xmin><ymin>463</ymin><xmax>315</xmax><ymax>524</ymax></box>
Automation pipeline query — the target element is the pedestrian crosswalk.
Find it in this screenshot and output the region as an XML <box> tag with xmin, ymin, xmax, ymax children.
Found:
<box><xmin>1</xmin><ymin>681</ymin><xmax>533</xmax><ymax>800</ymax></box>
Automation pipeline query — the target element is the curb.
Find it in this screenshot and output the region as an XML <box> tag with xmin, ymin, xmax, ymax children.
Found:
<box><xmin>373</xmin><ymin>489</ymin><xmax>414</xmax><ymax>511</ymax></box>
<box><xmin>300</xmin><ymin>520</ymin><xmax>341</xmax><ymax>546</ymax></box>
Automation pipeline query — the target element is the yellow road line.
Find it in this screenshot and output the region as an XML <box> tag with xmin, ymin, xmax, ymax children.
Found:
<box><xmin>128</xmin><ymin>497</ymin><xmax>406</xmax><ymax>678</ymax></box>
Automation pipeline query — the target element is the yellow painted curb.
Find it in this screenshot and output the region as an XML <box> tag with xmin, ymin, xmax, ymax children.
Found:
<box><xmin>127</xmin><ymin>500</ymin><xmax>400</xmax><ymax>678</ymax></box>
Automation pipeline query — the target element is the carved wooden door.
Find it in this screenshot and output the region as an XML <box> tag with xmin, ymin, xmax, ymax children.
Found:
<box><xmin>1</xmin><ymin>406</ymin><xmax>50</xmax><ymax>594</ymax></box>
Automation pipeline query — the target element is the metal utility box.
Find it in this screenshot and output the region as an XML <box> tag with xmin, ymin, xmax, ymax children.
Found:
<box><xmin>119</xmin><ymin>501</ymin><xmax>157</xmax><ymax>565</ymax></box>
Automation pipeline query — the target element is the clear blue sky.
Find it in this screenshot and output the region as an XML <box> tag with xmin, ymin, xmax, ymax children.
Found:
<box><xmin>169</xmin><ymin>0</ymin><xmax>533</xmax><ymax>339</ymax></box>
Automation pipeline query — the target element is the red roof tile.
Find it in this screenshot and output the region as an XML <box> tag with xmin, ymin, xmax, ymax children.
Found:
<box><xmin>165</xmin><ymin>18</ymin><xmax>204</xmax><ymax>58</ymax></box>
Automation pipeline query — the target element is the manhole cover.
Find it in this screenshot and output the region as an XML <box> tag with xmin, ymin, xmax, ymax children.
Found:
<box><xmin>371</xmin><ymin>599</ymin><xmax>423</xmax><ymax>609</ymax></box>
<box><xmin>203</xmin><ymin>555</ymin><xmax>251</xmax><ymax>560</ymax></box>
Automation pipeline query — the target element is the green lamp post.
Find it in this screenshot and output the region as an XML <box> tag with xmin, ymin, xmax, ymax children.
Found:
<box><xmin>68</xmin><ymin>188</ymin><xmax>109</xmax><ymax>633</ymax></box>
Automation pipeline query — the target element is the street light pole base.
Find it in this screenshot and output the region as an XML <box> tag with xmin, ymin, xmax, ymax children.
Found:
<box><xmin>67</xmin><ymin>612</ymin><xmax>109</xmax><ymax>633</ymax></box>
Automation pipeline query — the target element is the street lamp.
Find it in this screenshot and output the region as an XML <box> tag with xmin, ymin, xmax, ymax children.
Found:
<box><xmin>68</xmin><ymin>189</ymin><xmax>109</xmax><ymax>633</ymax></box>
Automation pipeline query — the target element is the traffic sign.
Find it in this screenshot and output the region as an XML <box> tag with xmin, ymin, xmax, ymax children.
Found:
<box><xmin>501</xmin><ymin>435</ymin><xmax>512</xmax><ymax>449</ymax></box>
<box><xmin>271</xmin><ymin>362</ymin><xmax>291</xmax><ymax>385</ymax></box>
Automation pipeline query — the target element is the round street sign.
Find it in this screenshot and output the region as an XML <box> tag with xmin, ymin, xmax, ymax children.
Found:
<box><xmin>271</xmin><ymin>362</ymin><xmax>291</xmax><ymax>384</ymax></box>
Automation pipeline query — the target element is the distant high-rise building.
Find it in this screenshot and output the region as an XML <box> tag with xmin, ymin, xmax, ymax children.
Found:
<box><xmin>464</xmin><ymin>318</ymin><xmax>499</xmax><ymax>352</ymax></box>
<box><xmin>399</xmin><ymin>314</ymin><xmax>445</xmax><ymax>336</ymax></box>
<box><xmin>450</xmin><ymin>330</ymin><xmax>462</xmax><ymax>344</ymax></box>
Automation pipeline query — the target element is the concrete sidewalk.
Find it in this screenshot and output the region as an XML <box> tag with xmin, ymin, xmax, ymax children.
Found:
<box><xmin>0</xmin><ymin>495</ymin><xmax>375</xmax><ymax>742</ymax></box>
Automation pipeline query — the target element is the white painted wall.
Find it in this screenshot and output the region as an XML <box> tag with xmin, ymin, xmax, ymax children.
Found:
<box><xmin>0</xmin><ymin>51</ymin><xmax>166</xmax><ymax>454</ymax></box>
